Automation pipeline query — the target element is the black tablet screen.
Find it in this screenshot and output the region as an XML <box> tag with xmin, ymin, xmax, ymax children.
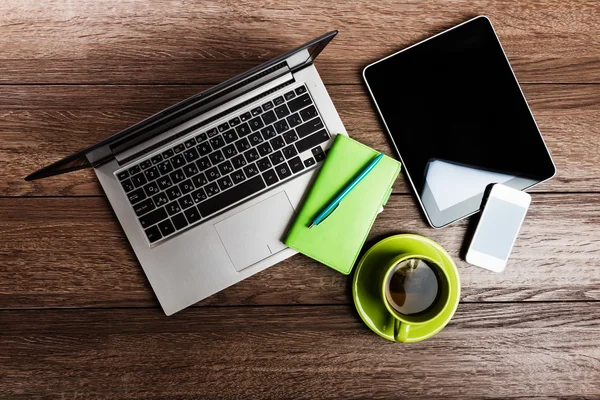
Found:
<box><xmin>364</xmin><ymin>16</ymin><xmax>555</xmax><ymax>227</ymax></box>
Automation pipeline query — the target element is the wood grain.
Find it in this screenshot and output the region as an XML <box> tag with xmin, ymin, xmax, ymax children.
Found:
<box><xmin>1</xmin><ymin>0</ymin><xmax>599</xmax><ymax>84</ymax></box>
<box><xmin>2</xmin><ymin>84</ymin><xmax>599</xmax><ymax>196</ymax></box>
<box><xmin>1</xmin><ymin>194</ymin><xmax>598</xmax><ymax>309</ymax></box>
<box><xmin>0</xmin><ymin>304</ymin><xmax>599</xmax><ymax>399</ymax></box>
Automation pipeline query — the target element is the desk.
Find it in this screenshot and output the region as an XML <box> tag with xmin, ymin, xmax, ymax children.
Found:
<box><xmin>1</xmin><ymin>1</ymin><xmax>599</xmax><ymax>398</ymax></box>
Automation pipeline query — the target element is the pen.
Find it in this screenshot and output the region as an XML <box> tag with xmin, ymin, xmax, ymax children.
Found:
<box><xmin>309</xmin><ymin>153</ymin><xmax>384</xmax><ymax>228</ymax></box>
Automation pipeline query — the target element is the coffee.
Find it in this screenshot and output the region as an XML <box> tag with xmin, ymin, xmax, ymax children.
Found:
<box><xmin>385</xmin><ymin>258</ymin><xmax>440</xmax><ymax>315</ymax></box>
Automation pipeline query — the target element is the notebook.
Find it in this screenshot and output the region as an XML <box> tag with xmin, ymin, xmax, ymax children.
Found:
<box><xmin>285</xmin><ymin>135</ymin><xmax>401</xmax><ymax>274</ymax></box>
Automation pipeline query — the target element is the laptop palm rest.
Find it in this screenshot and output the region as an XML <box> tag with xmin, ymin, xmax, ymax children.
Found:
<box><xmin>214</xmin><ymin>191</ymin><xmax>295</xmax><ymax>272</ymax></box>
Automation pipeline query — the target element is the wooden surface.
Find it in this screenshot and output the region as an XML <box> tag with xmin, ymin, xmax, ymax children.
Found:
<box><xmin>1</xmin><ymin>1</ymin><xmax>599</xmax><ymax>398</ymax></box>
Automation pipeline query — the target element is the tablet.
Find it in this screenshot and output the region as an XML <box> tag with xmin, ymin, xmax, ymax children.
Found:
<box><xmin>363</xmin><ymin>16</ymin><xmax>555</xmax><ymax>228</ymax></box>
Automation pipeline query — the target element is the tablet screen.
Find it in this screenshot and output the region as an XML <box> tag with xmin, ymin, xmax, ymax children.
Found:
<box><xmin>363</xmin><ymin>16</ymin><xmax>555</xmax><ymax>227</ymax></box>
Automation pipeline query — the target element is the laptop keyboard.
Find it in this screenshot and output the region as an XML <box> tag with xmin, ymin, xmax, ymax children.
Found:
<box><xmin>115</xmin><ymin>84</ymin><xmax>330</xmax><ymax>245</ymax></box>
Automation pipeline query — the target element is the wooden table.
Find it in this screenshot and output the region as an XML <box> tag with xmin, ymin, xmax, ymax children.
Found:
<box><xmin>1</xmin><ymin>1</ymin><xmax>599</xmax><ymax>398</ymax></box>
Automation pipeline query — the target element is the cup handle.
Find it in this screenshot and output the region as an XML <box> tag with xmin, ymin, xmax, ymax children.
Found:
<box><xmin>394</xmin><ymin>319</ymin><xmax>410</xmax><ymax>342</ymax></box>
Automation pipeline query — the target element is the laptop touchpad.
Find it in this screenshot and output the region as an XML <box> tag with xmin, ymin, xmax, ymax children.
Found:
<box><xmin>214</xmin><ymin>192</ymin><xmax>295</xmax><ymax>272</ymax></box>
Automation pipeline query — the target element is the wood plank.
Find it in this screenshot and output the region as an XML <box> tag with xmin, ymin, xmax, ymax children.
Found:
<box><xmin>1</xmin><ymin>0</ymin><xmax>599</xmax><ymax>84</ymax></box>
<box><xmin>1</xmin><ymin>194</ymin><xmax>598</xmax><ymax>309</ymax></box>
<box><xmin>2</xmin><ymin>84</ymin><xmax>599</xmax><ymax>196</ymax></box>
<box><xmin>0</xmin><ymin>304</ymin><xmax>598</xmax><ymax>398</ymax></box>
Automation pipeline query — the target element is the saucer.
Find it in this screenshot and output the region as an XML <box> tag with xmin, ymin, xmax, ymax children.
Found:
<box><xmin>352</xmin><ymin>234</ymin><xmax>460</xmax><ymax>343</ymax></box>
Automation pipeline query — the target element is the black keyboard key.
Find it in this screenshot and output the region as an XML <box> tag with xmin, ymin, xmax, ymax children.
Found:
<box><xmin>183</xmin><ymin>147</ymin><xmax>199</xmax><ymax>163</ymax></box>
<box><xmin>157</xmin><ymin>176</ymin><xmax>173</xmax><ymax>190</ymax></box>
<box><xmin>231</xmin><ymin>170</ymin><xmax>246</xmax><ymax>184</ymax></box>
<box><xmin>173</xmin><ymin>144</ymin><xmax>185</xmax><ymax>154</ymax></box>
<box><xmin>240</xmin><ymin>111</ymin><xmax>252</xmax><ymax>122</ymax></box>
<box><xmin>170</xmin><ymin>169</ymin><xmax>186</xmax><ymax>184</ymax></box>
<box><xmin>170</xmin><ymin>154</ymin><xmax>186</xmax><ymax>169</ymax></box>
<box><xmin>299</xmin><ymin>105</ymin><xmax>318</xmax><ymax>121</ymax></box>
<box><xmin>158</xmin><ymin>219</ymin><xmax>176</xmax><ymax>237</ymax></box>
<box><xmin>196</xmin><ymin>156</ymin><xmax>211</xmax><ymax>170</ymax></box>
<box><xmin>296</xmin><ymin>130</ymin><xmax>330</xmax><ymax>153</ymax></box>
<box><xmin>205</xmin><ymin>182</ymin><xmax>220</xmax><ymax>197</ymax></box>
<box><xmin>231</xmin><ymin>154</ymin><xmax>246</xmax><ymax>169</ymax></box>
<box><xmin>144</xmin><ymin>166</ymin><xmax>160</xmax><ymax>181</ymax></box>
<box><xmin>179</xmin><ymin>179</ymin><xmax>195</xmax><ymax>194</ymax></box>
<box><xmin>315</xmin><ymin>151</ymin><xmax>326</xmax><ymax>162</ymax></box>
<box><xmin>262</xmin><ymin>101</ymin><xmax>274</xmax><ymax>111</ymax></box>
<box><xmin>274</xmin><ymin>104</ymin><xmax>290</xmax><ymax>119</ymax></box>
<box><xmin>191</xmin><ymin>172</ymin><xmax>207</xmax><ymax>188</ymax></box>
<box><xmin>284</xmin><ymin>90</ymin><xmax>296</xmax><ymax>101</ymax></box>
<box><xmin>217</xmin><ymin>176</ymin><xmax>234</xmax><ymax>191</ymax></box>
<box><xmin>262</xmin><ymin>169</ymin><xmax>279</xmax><ymax>186</ymax></box>
<box><xmin>244</xmin><ymin>163</ymin><xmax>259</xmax><ymax>178</ymax></box>
<box><xmin>228</xmin><ymin>116</ymin><xmax>241</xmax><ymax>127</ymax></box>
<box><xmin>209</xmin><ymin>135</ymin><xmax>226</xmax><ymax>150</ymax></box>
<box><xmin>144</xmin><ymin>181</ymin><xmax>159</xmax><ymax>197</ymax></box>
<box><xmin>128</xmin><ymin>165</ymin><xmax>141</xmax><ymax>175</ymax></box>
<box><xmin>172</xmin><ymin>213</ymin><xmax>188</xmax><ymax>230</ymax></box>
<box><xmin>235</xmin><ymin>137</ymin><xmax>251</xmax><ymax>152</ymax></box>
<box><xmin>304</xmin><ymin>157</ymin><xmax>316</xmax><ymax>167</ymax></box>
<box><xmin>184</xmin><ymin>207</ymin><xmax>202</xmax><ymax>223</ymax></box>
<box><xmin>235</xmin><ymin>122</ymin><xmax>251</xmax><ymax>137</ymax></box>
<box><xmin>262</xmin><ymin>110</ymin><xmax>277</xmax><ymax>125</ymax></box>
<box><xmin>295</xmin><ymin>86</ymin><xmax>307</xmax><ymax>95</ymax></box>
<box><xmin>197</xmin><ymin>176</ymin><xmax>266</xmax><ymax>217</ymax></box>
<box><xmin>195</xmin><ymin>132</ymin><xmax>207</xmax><ymax>142</ymax></box>
<box><xmin>165</xmin><ymin>201</ymin><xmax>181</xmax><ymax>216</ymax></box>
<box><xmin>223</xmin><ymin>129</ymin><xmax>238</xmax><ymax>144</ymax></box>
<box><xmin>183</xmin><ymin>163</ymin><xmax>199</xmax><ymax>178</ymax></box>
<box><xmin>131</xmin><ymin>173</ymin><xmax>147</xmax><ymax>188</ymax></box>
<box><xmin>270</xmin><ymin>136</ymin><xmax>286</xmax><ymax>150</ymax></box>
<box><xmin>166</xmin><ymin>186</ymin><xmax>182</xmax><ymax>201</ymax></box>
<box><xmin>184</xmin><ymin>138</ymin><xmax>196</xmax><ymax>148</ymax></box>
<box><xmin>275</xmin><ymin>163</ymin><xmax>292</xmax><ymax>180</ymax></box>
<box><xmin>153</xmin><ymin>192</ymin><xmax>169</xmax><ymax>207</ymax></box>
<box><xmin>157</xmin><ymin>160</ymin><xmax>173</xmax><ymax>175</ymax></box>
<box><xmin>139</xmin><ymin>207</ymin><xmax>168</xmax><ymax>228</ymax></box>
<box><xmin>222</xmin><ymin>144</ymin><xmax>237</xmax><ymax>159</ymax></box>
<box><xmin>283</xmin><ymin>130</ymin><xmax>299</xmax><ymax>144</ymax></box>
<box><xmin>288</xmin><ymin>93</ymin><xmax>312</xmax><ymax>112</ymax></box>
<box><xmin>145</xmin><ymin>225</ymin><xmax>162</xmax><ymax>243</ymax></box>
<box><xmin>312</xmin><ymin>146</ymin><xmax>323</xmax><ymax>155</ymax></box>
<box><xmin>207</xmin><ymin>128</ymin><xmax>218</xmax><ymax>138</ymax></box>
<box><xmin>218</xmin><ymin>160</ymin><xmax>234</xmax><ymax>175</ymax></box>
<box><xmin>288</xmin><ymin>156</ymin><xmax>305</xmax><ymax>173</ymax></box>
<box><xmin>249</xmin><ymin>116</ymin><xmax>264</xmax><ymax>131</ymax></box>
<box><xmin>257</xmin><ymin>157</ymin><xmax>272</xmax><ymax>172</ymax></box>
<box><xmin>273</xmin><ymin>96</ymin><xmax>284</xmax><ymax>106</ymax></box>
<box><xmin>282</xmin><ymin>145</ymin><xmax>298</xmax><ymax>159</ymax></box>
<box><xmin>161</xmin><ymin>149</ymin><xmax>174</xmax><ymax>159</ymax></box>
<box><xmin>269</xmin><ymin>151</ymin><xmax>285</xmax><ymax>166</ymax></box>
<box><xmin>274</xmin><ymin>120</ymin><xmax>289</xmax><ymax>134</ymax></box>
<box><xmin>287</xmin><ymin>113</ymin><xmax>303</xmax><ymax>128</ymax></box>
<box><xmin>257</xmin><ymin>142</ymin><xmax>273</xmax><ymax>157</ymax></box>
<box><xmin>134</xmin><ymin>198</ymin><xmax>155</xmax><ymax>216</ymax></box>
<box><xmin>206</xmin><ymin>167</ymin><xmax>221</xmax><ymax>181</ymax></box>
<box><xmin>209</xmin><ymin>150</ymin><xmax>225</xmax><ymax>165</ymax></box>
<box><xmin>248</xmin><ymin>132</ymin><xmax>263</xmax><ymax>146</ymax></box>
<box><xmin>191</xmin><ymin>188</ymin><xmax>207</xmax><ymax>204</ymax></box>
<box><xmin>251</xmin><ymin>106</ymin><xmax>262</xmax><ymax>116</ymax></box>
<box><xmin>117</xmin><ymin>170</ymin><xmax>129</xmax><ymax>181</ymax></box>
<box><xmin>178</xmin><ymin>194</ymin><xmax>195</xmax><ymax>209</ymax></box>
<box><xmin>140</xmin><ymin>159</ymin><xmax>152</xmax><ymax>169</ymax></box>
<box><xmin>244</xmin><ymin>148</ymin><xmax>260</xmax><ymax>163</ymax></box>
<box><xmin>218</xmin><ymin>122</ymin><xmax>229</xmax><ymax>133</ymax></box>
<box><xmin>296</xmin><ymin>117</ymin><xmax>324</xmax><ymax>138</ymax></box>
<box><xmin>261</xmin><ymin>125</ymin><xmax>276</xmax><ymax>140</ymax></box>
<box><xmin>197</xmin><ymin>141</ymin><xmax>212</xmax><ymax>156</ymax></box>
<box><xmin>121</xmin><ymin>178</ymin><xmax>134</xmax><ymax>193</ymax></box>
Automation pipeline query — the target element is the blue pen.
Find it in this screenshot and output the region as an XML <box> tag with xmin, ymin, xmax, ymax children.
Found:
<box><xmin>309</xmin><ymin>153</ymin><xmax>384</xmax><ymax>228</ymax></box>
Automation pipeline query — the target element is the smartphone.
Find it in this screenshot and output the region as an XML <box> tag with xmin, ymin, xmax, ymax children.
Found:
<box><xmin>465</xmin><ymin>184</ymin><xmax>531</xmax><ymax>272</ymax></box>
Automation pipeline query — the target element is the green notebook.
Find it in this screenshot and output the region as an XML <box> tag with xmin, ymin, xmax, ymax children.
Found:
<box><xmin>285</xmin><ymin>135</ymin><xmax>401</xmax><ymax>274</ymax></box>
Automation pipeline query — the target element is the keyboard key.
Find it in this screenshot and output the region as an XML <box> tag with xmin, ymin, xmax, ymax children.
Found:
<box><xmin>304</xmin><ymin>157</ymin><xmax>316</xmax><ymax>167</ymax></box>
<box><xmin>218</xmin><ymin>122</ymin><xmax>229</xmax><ymax>133</ymax></box>
<box><xmin>262</xmin><ymin>101</ymin><xmax>274</xmax><ymax>111</ymax></box>
<box><xmin>257</xmin><ymin>157</ymin><xmax>272</xmax><ymax>172</ymax></box>
<box><xmin>244</xmin><ymin>163</ymin><xmax>259</xmax><ymax>178</ymax></box>
<box><xmin>295</xmin><ymin>86</ymin><xmax>307</xmax><ymax>95</ymax></box>
<box><xmin>184</xmin><ymin>206</ymin><xmax>202</xmax><ymax>223</ymax></box>
<box><xmin>248</xmin><ymin>132</ymin><xmax>263</xmax><ymax>146</ymax></box>
<box><xmin>184</xmin><ymin>138</ymin><xmax>196</xmax><ymax>148</ymax></box>
<box><xmin>262</xmin><ymin>110</ymin><xmax>277</xmax><ymax>125</ymax></box>
<box><xmin>223</xmin><ymin>129</ymin><xmax>238</xmax><ymax>144</ymax></box>
<box><xmin>235</xmin><ymin>123</ymin><xmax>251</xmax><ymax>137</ymax></box>
<box><xmin>170</xmin><ymin>154</ymin><xmax>186</xmax><ymax>169</ymax></box>
<box><xmin>257</xmin><ymin>142</ymin><xmax>273</xmax><ymax>157</ymax></box>
<box><xmin>206</xmin><ymin>167</ymin><xmax>221</xmax><ymax>181</ymax></box>
<box><xmin>179</xmin><ymin>179</ymin><xmax>195</xmax><ymax>194</ymax></box>
<box><xmin>207</xmin><ymin>128</ymin><xmax>218</xmax><ymax>138</ymax></box>
<box><xmin>270</xmin><ymin>136</ymin><xmax>286</xmax><ymax>150</ymax></box>
<box><xmin>140</xmin><ymin>159</ymin><xmax>152</xmax><ymax>169</ymax></box>
<box><xmin>288</xmin><ymin>156</ymin><xmax>305</xmax><ymax>173</ymax></box>
<box><xmin>296</xmin><ymin>117</ymin><xmax>324</xmax><ymax>138</ymax></box>
<box><xmin>157</xmin><ymin>160</ymin><xmax>173</xmax><ymax>175</ymax></box>
<box><xmin>173</xmin><ymin>144</ymin><xmax>185</xmax><ymax>154</ymax></box>
<box><xmin>235</xmin><ymin>137</ymin><xmax>251</xmax><ymax>152</ymax></box>
<box><xmin>312</xmin><ymin>146</ymin><xmax>323</xmax><ymax>155</ymax></box>
<box><xmin>117</xmin><ymin>170</ymin><xmax>129</xmax><ymax>181</ymax></box>
<box><xmin>196</xmin><ymin>156</ymin><xmax>211</xmax><ymax>170</ymax></box>
<box><xmin>287</xmin><ymin>113</ymin><xmax>303</xmax><ymax>128</ymax></box>
<box><xmin>131</xmin><ymin>173</ymin><xmax>147</xmax><ymax>188</ymax></box>
<box><xmin>315</xmin><ymin>151</ymin><xmax>326</xmax><ymax>162</ymax></box>
<box><xmin>274</xmin><ymin>120</ymin><xmax>289</xmax><ymax>134</ymax></box>
<box><xmin>240</xmin><ymin>111</ymin><xmax>252</xmax><ymax>121</ymax></box>
<box><xmin>205</xmin><ymin>182</ymin><xmax>220</xmax><ymax>197</ymax></box>
<box><xmin>244</xmin><ymin>148</ymin><xmax>260</xmax><ymax>163</ymax></box>
<box><xmin>195</xmin><ymin>132</ymin><xmax>207</xmax><ymax>142</ymax></box>
<box><xmin>183</xmin><ymin>147</ymin><xmax>199</xmax><ymax>162</ymax></box>
<box><xmin>158</xmin><ymin>219</ymin><xmax>176</xmax><ymax>237</ymax></box>
<box><xmin>134</xmin><ymin>198</ymin><xmax>155</xmax><ymax>216</ymax></box>
<box><xmin>191</xmin><ymin>188</ymin><xmax>207</xmax><ymax>203</ymax></box>
<box><xmin>249</xmin><ymin>116</ymin><xmax>264</xmax><ymax>131</ymax></box>
<box><xmin>288</xmin><ymin>93</ymin><xmax>312</xmax><ymax>112</ymax></box>
<box><xmin>145</xmin><ymin>225</ymin><xmax>162</xmax><ymax>243</ymax></box>
<box><xmin>178</xmin><ymin>194</ymin><xmax>195</xmax><ymax>209</ymax></box>
<box><xmin>269</xmin><ymin>151</ymin><xmax>285</xmax><ymax>166</ymax></box>
<box><xmin>284</xmin><ymin>90</ymin><xmax>296</xmax><ymax>101</ymax></box>
<box><xmin>251</xmin><ymin>106</ymin><xmax>262</xmax><ymax>116</ymax></box>
<box><xmin>170</xmin><ymin>169</ymin><xmax>186</xmax><ymax>184</ymax></box>
<box><xmin>296</xmin><ymin>130</ymin><xmax>330</xmax><ymax>153</ymax></box>
<box><xmin>166</xmin><ymin>186</ymin><xmax>182</xmax><ymax>201</ymax></box>
<box><xmin>218</xmin><ymin>160</ymin><xmax>234</xmax><ymax>175</ymax></box>
<box><xmin>191</xmin><ymin>172</ymin><xmax>207</xmax><ymax>188</ymax></box>
<box><xmin>209</xmin><ymin>135</ymin><xmax>225</xmax><ymax>149</ymax></box>
<box><xmin>128</xmin><ymin>165</ymin><xmax>141</xmax><ymax>175</ymax></box>
<box><xmin>157</xmin><ymin>176</ymin><xmax>173</xmax><ymax>190</ymax></box>
<box><xmin>273</xmin><ymin>96</ymin><xmax>284</xmax><ymax>106</ymax></box>
<box><xmin>261</xmin><ymin>125</ymin><xmax>276</xmax><ymax>140</ymax></box>
<box><xmin>209</xmin><ymin>150</ymin><xmax>225</xmax><ymax>165</ymax></box>
<box><xmin>165</xmin><ymin>201</ymin><xmax>181</xmax><ymax>216</ymax></box>
<box><xmin>299</xmin><ymin>105</ymin><xmax>318</xmax><ymax>121</ymax></box>
<box><xmin>197</xmin><ymin>176</ymin><xmax>266</xmax><ymax>217</ymax></box>
<box><xmin>262</xmin><ymin>169</ymin><xmax>279</xmax><ymax>186</ymax></box>
<box><xmin>275</xmin><ymin>163</ymin><xmax>292</xmax><ymax>180</ymax></box>
<box><xmin>283</xmin><ymin>130</ymin><xmax>298</xmax><ymax>144</ymax></box>
<box><xmin>274</xmin><ymin>104</ymin><xmax>290</xmax><ymax>119</ymax></box>
<box><xmin>183</xmin><ymin>163</ymin><xmax>199</xmax><ymax>178</ymax></box>
<box><xmin>161</xmin><ymin>149</ymin><xmax>174</xmax><ymax>159</ymax></box>
<box><xmin>121</xmin><ymin>178</ymin><xmax>134</xmax><ymax>193</ymax></box>
<box><xmin>282</xmin><ymin>145</ymin><xmax>298</xmax><ymax>159</ymax></box>
<box><xmin>197</xmin><ymin>141</ymin><xmax>212</xmax><ymax>156</ymax></box>
<box><xmin>222</xmin><ymin>144</ymin><xmax>237</xmax><ymax>159</ymax></box>
<box><xmin>172</xmin><ymin>213</ymin><xmax>189</xmax><ymax>230</ymax></box>
<box><xmin>139</xmin><ymin>207</ymin><xmax>168</xmax><ymax>228</ymax></box>
<box><xmin>231</xmin><ymin>170</ymin><xmax>246</xmax><ymax>184</ymax></box>
<box><xmin>217</xmin><ymin>176</ymin><xmax>234</xmax><ymax>191</ymax></box>
<box><xmin>231</xmin><ymin>154</ymin><xmax>246</xmax><ymax>169</ymax></box>
<box><xmin>228</xmin><ymin>116</ymin><xmax>240</xmax><ymax>126</ymax></box>
<box><xmin>144</xmin><ymin>181</ymin><xmax>159</xmax><ymax>197</ymax></box>
<box><xmin>144</xmin><ymin>166</ymin><xmax>160</xmax><ymax>181</ymax></box>
<box><xmin>153</xmin><ymin>192</ymin><xmax>169</xmax><ymax>207</ymax></box>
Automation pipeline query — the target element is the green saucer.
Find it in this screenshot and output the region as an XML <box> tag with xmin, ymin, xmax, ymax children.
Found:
<box><xmin>352</xmin><ymin>234</ymin><xmax>460</xmax><ymax>343</ymax></box>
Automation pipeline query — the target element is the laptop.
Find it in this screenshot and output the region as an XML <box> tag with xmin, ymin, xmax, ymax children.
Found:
<box><xmin>26</xmin><ymin>31</ymin><xmax>347</xmax><ymax>315</ymax></box>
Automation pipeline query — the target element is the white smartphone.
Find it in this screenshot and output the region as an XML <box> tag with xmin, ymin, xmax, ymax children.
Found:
<box><xmin>465</xmin><ymin>183</ymin><xmax>531</xmax><ymax>272</ymax></box>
